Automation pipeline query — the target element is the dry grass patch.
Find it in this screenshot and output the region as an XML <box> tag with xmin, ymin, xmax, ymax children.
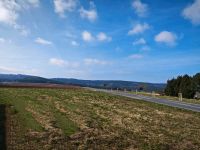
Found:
<box><xmin>0</xmin><ymin>88</ymin><xmax>200</xmax><ymax>149</ymax></box>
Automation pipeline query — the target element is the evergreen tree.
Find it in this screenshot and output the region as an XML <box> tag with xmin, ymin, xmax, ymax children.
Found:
<box><xmin>174</xmin><ymin>76</ymin><xmax>182</xmax><ymax>95</ymax></box>
<box><xmin>165</xmin><ymin>78</ymin><xmax>176</xmax><ymax>96</ymax></box>
<box><xmin>193</xmin><ymin>73</ymin><xmax>200</xmax><ymax>92</ymax></box>
<box><xmin>179</xmin><ymin>75</ymin><xmax>195</xmax><ymax>98</ymax></box>
<box><xmin>165</xmin><ymin>73</ymin><xmax>200</xmax><ymax>99</ymax></box>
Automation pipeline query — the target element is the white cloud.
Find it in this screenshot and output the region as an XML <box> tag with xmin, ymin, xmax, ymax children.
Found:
<box><xmin>129</xmin><ymin>54</ymin><xmax>143</xmax><ymax>59</ymax></box>
<box><xmin>18</xmin><ymin>27</ymin><xmax>30</xmax><ymax>36</ymax></box>
<box><xmin>155</xmin><ymin>31</ymin><xmax>177</xmax><ymax>46</ymax></box>
<box><xmin>96</xmin><ymin>32</ymin><xmax>112</xmax><ymax>42</ymax></box>
<box><xmin>128</xmin><ymin>23</ymin><xmax>150</xmax><ymax>35</ymax></box>
<box><xmin>79</xmin><ymin>2</ymin><xmax>97</xmax><ymax>22</ymax></box>
<box><xmin>82</xmin><ymin>31</ymin><xmax>112</xmax><ymax>43</ymax></box>
<box><xmin>35</xmin><ymin>37</ymin><xmax>52</xmax><ymax>45</ymax></box>
<box><xmin>82</xmin><ymin>31</ymin><xmax>94</xmax><ymax>42</ymax></box>
<box><xmin>133</xmin><ymin>38</ymin><xmax>146</xmax><ymax>45</ymax></box>
<box><xmin>49</xmin><ymin>58</ymin><xmax>80</xmax><ymax>68</ymax></box>
<box><xmin>0</xmin><ymin>38</ymin><xmax>5</xmax><ymax>43</ymax></box>
<box><xmin>0</xmin><ymin>0</ymin><xmax>40</xmax><ymax>25</ymax></box>
<box><xmin>84</xmin><ymin>58</ymin><xmax>110</xmax><ymax>66</ymax></box>
<box><xmin>0</xmin><ymin>0</ymin><xmax>20</xmax><ymax>25</ymax></box>
<box><xmin>182</xmin><ymin>0</ymin><xmax>200</xmax><ymax>25</ymax></box>
<box><xmin>0</xmin><ymin>0</ymin><xmax>38</xmax><ymax>36</ymax></box>
<box><xmin>132</xmin><ymin>0</ymin><xmax>148</xmax><ymax>17</ymax></box>
<box><xmin>71</xmin><ymin>40</ymin><xmax>79</xmax><ymax>46</ymax></box>
<box><xmin>27</xmin><ymin>0</ymin><xmax>40</xmax><ymax>7</ymax></box>
<box><xmin>19</xmin><ymin>0</ymin><xmax>40</xmax><ymax>8</ymax></box>
<box><xmin>49</xmin><ymin>58</ymin><xmax>65</xmax><ymax>66</ymax></box>
<box><xmin>13</xmin><ymin>24</ymin><xmax>30</xmax><ymax>36</ymax></box>
<box><xmin>54</xmin><ymin>0</ymin><xmax>77</xmax><ymax>17</ymax></box>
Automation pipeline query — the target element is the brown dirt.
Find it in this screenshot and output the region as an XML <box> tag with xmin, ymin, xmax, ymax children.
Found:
<box><xmin>0</xmin><ymin>83</ymin><xmax>80</xmax><ymax>89</ymax></box>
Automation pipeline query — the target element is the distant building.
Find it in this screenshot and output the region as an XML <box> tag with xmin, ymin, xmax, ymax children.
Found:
<box><xmin>194</xmin><ymin>92</ymin><xmax>200</xmax><ymax>99</ymax></box>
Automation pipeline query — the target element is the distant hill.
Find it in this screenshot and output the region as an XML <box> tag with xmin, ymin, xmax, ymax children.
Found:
<box><xmin>0</xmin><ymin>74</ymin><xmax>166</xmax><ymax>92</ymax></box>
<box><xmin>0</xmin><ymin>74</ymin><xmax>62</xmax><ymax>84</ymax></box>
<box><xmin>53</xmin><ymin>78</ymin><xmax>166</xmax><ymax>92</ymax></box>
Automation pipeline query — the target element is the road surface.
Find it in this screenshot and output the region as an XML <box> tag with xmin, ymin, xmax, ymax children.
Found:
<box><xmin>86</xmin><ymin>88</ymin><xmax>200</xmax><ymax>112</ymax></box>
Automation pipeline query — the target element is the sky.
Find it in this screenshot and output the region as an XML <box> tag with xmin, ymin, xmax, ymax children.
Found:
<box><xmin>0</xmin><ymin>0</ymin><xmax>200</xmax><ymax>83</ymax></box>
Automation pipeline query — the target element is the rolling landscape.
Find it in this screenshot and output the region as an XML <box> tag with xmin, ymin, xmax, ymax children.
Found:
<box><xmin>0</xmin><ymin>73</ymin><xmax>200</xmax><ymax>149</ymax></box>
<box><xmin>0</xmin><ymin>74</ymin><xmax>166</xmax><ymax>92</ymax></box>
<box><xmin>0</xmin><ymin>0</ymin><xmax>200</xmax><ymax>149</ymax></box>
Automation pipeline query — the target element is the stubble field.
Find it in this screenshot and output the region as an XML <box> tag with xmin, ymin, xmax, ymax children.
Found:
<box><xmin>0</xmin><ymin>87</ymin><xmax>200</xmax><ymax>149</ymax></box>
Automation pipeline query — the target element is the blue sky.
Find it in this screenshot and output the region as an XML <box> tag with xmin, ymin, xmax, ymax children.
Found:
<box><xmin>0</xmin><ymin>0</ymin><xmax>200</xmax><ymax>83</ymax></box>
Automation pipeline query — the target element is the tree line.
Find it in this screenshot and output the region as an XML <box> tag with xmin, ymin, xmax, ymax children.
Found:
<box><xmin>165</xmin><ymin>73</ymin><xmax>200</xmax><ymax>99</ymax></box>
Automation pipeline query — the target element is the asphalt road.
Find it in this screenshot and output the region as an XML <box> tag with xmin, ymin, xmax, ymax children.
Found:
<box><xmin>87</xmin><ymin>88</ymin><xmax>200</xmax><ymax>113</ymax></box>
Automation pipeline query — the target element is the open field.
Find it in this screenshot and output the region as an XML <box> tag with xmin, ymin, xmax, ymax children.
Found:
<box><xmin>0</xmin><ymin>88</ymin><xmax>200</xmax><ymax>149</ymax></box>
<box><xmin>0</xmin><ymin>83</ymin><xmax>79</xmax><ymax>89</ymax></box>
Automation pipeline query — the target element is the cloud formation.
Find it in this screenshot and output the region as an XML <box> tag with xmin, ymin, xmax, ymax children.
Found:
<box><xmin>54</xmin><ymin>0</ymin><xmax>77</xmax><ymax>17</ymax></box>
<box><xmin>82</xmin><ymin>31</ymin><xmax>94</xmax><ymax>42</ymax></box>
<box><xmin>128</xmin><ymin>23</ymin><xmax>150</xmax><ymax>35</ymax></box>
<box><xmin>0</xmin><ymin>0</ymin><xmax>40</xmax><ymax>25</ymax></box>
<box><xmin>182</xmin><ymin>0</ymin><xmax>200</xmax><ymax>25</ymax></box>
<box><xmin>35</xmin><ymin>37</ymin><xmax>52</xmax><ymax>45</ymax></box>
<box><xmin>49</xmin><ymin>58</ymin><xmax>79</xmax><ymax>67</ymax></box>
<box><xmin>49</xmin><ymin>58</ymin><xmax>65</xmax><ymax>66</ymax></box>
<box><xmin>21</xmin><ymin>0</ymin><xmax>40</xmax><ymax>8</ymax></box>
<box><xmin>82</xmin><ymin>31</ymin><xmax>112</xmax><ymax>43</ymax></box>
<box><xmin>84</xmin><ymin>58</ymin><xmax>110</xmax><ymax>65</ymax></box>
<box><xmin>0</xmin><ymin>0</ymin><xmax>20</xmax><ymax>25</ymax></box>
<box><xmin>0</xmin><ymin>0</ymin><xmax>38</xmax><ymax>36</ymax></box>
<box><xmin>132</xmin><ymin>0</ymin><xmax>148</xmax><ymax>17</ymax></box>
<box><xmin>71</xmin><ymin>40</ymin><xmax>79</xmax><ymax>46</ymax></box>
<box><xmin>155</xmin><ymin>31</ymin><xmax>177</xmax><ymax>46</ymax></box>
<box><xmin>27</xmin><ymin>0</ymin><xmax>40</xmax><ymax>7</ymax></box>
<box><xmin>79</xmin><ymin>2</ymin><xmax>97</xmax><ymax>22</ymax></box>
<box><xmin>97</xmin><ymin>32</ymin><xmax>112</xmax><ymax>42</ymax></box>
<box><xmin>133</xmin><ymin>38</ymin><xmax>146</xmax><ymax>45</ymax></box>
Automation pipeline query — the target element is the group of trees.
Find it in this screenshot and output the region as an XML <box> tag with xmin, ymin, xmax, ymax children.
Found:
<box><xmin>165</xmin><ymin>73</ymin><xmax>200</xmax><ymax>98</ymax></box>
